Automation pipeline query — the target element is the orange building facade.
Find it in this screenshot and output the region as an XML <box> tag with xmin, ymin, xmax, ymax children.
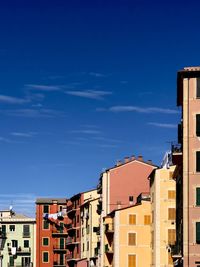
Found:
<box><xmin>36</xmin><ymin>198</ymin><xmax>68</xmax><ymax>267</ymax></box>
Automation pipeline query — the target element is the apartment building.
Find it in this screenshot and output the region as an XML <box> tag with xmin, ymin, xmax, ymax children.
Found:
<box><xmin>103</xmin><ymin>193</ymin><xmax>152</xmax><ymax>267</ymax></box>
<box><xmin>150</xmin><ymin>161</ymin><xmax>176</xmax><ymax>267</ymax></box>
<box><xmin>36</xmin><ymin>198</ymin><xmax>68</xmax><ymax>267</ymax></box>
<box><xmin>78</xmin><ymin>189</ymin><xmax>99</xmax><ymax>267</ymax></box>
<box><xmin>96</xmin><ymin>155</ymin><xmax>157</xmax><ymax>267</ymax></box>
<box><xmin>0</xmin><ymin>209</ymin><xmax>36</xmax><ymax>267</ymax></box>
<box><xmin>173</xmin><ymin>67</ymin><xmax>200</xmax><ymax>267</ymax></box>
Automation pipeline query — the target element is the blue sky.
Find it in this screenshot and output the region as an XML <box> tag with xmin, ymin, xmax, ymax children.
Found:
<box><xmin>0</xmin><ymin>0</ymin><xmax>200</xmax><ymax>215</ymax></box>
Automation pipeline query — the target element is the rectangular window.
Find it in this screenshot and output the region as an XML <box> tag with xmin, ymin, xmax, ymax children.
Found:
<box><xmin>168</xmin><ymin>190</ymin><xmax>176</xmax><ymax>199</ymax></box>
<box><xmin>43</xmin><ymin>252</ymin><xmax>49</xmax><ymax>263</ymax></box>
<box><xmin>197</xmin><ymin>78</ymin><xmax>200</xmax><ymax>98</ymax></box>
<box><xmin>197</xmin><ymin>152</ymin><xmax>200</xmax><ymax>172</ymax></box>
<box><xmin>144</xmin><ymin>215</ymin><xmax>151</xmax><ymax>225</ymax></box>
<box><xmin>43</xmin><ymin>220</ymin><xmax>49</xmax><ymax>230</ymax></box>
<box><xmin>168</xmin><ymin>229</ymin><xmax>176</xmax><ymax>245</ymax></box>
<box><xmin>128</xmin><ymin>255</ymin><xmax>136</xmax><ymax>267</ymax></box>
<box><xmin>23</xmin><ymin>225</ymin><xmax>30</xmax><ymax>237</ymax></box>
<box><xmin>196</xmin><ymin>222</ymin><xmax>200</xmax><ymax>244</ymax></box>
<box><xmin>196</xmin><ymin>115</ymin><xmax>200</xmax><ymax>136</ymax></box>
<box><xmin>128</xmin><ymin>233</ymin><xmax>136</xmax><ymax>246</ymax></box>
<box><xmin>9</xmin><ymin>225</ymin><xmax>15</xmax><ymax>232</ymax></box>
<box><xmin>197</xmin><ymin>188</ymin><xmax>200</xmax><ymax>206</ymax></box>
<box><xmin>43</xmin><ymin>205</ymin><xmax>49</xmax><ymax>213</ymax></box>
<box><xmin>24</xmin><ymin>240</ymin><xmax>29</xmax><ymax>248</ymax></box>
<box><xmin>87</xmin><ymin>241</ymin><xmax>89</xmax><ymax>251</ymax></box>
<box><xmin>43</xmin><ymin>238</ymin><xmax>49</xmax><ymax>246</ymax></box>
<box><xmin>168</xmin><ymin>208</ymin><xmax>176</xmax><ymax>220</ymax></box>
<box><xmin>129</xmin><ymin>214</ymin><xmax>136</xmax><ymax>225</ymax></box>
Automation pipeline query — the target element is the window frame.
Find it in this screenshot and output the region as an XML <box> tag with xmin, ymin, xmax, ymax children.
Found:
<box><xmin>196</xmin><ymin>151</ymin><xmax>200</xmax><ymax>172</ymax></box>
<box><xmin>196</xmin><ymin>114</ymin><xmax>200</xmax><ymax>136</ymax></box>
<box><xmin>128</xmin><ymin>232</ymin><xmax>136</xmax><ymax>246</ymax></box>
<box><xmin>42</xmin><ymin>251</ymin><xmax>49</xmax><ymax>263</ymax></box>
<box><xmin>42</xmin><ymin>237</ymin><xmax>49</xmax><ymax>246</ymax></box>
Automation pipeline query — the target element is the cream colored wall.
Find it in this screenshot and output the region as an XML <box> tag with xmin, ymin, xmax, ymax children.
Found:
<box><xmin>116</xmin><ymin>201</ymin><xmax>152</xmax><ymax>267</ymax></box>
<box><xmin>103</xmin><ymin>217</ymin><xmax>113</xmax><ymax>267</ymax></box>
<box><xmin>151</xmin><ymin>166</ymin><xmax>176</xmax><ymax>267</ymax></box>
<box><xmin>81</xmin><ymin>190</ymin><xmax>100</xmax><ymax>263</ymax></box>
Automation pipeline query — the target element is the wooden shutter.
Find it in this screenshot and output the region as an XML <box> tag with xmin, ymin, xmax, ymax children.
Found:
<box><xmin>128</xmin><ymin>255</ymin><xmax>136</xmax><ymax>267</ymax></box>
<box><xmin>168</xmin><ymin>208</ymin><xmax>176</xmax><ymax>220</ymax></box>
<box><xmin>144</xmin><ymin>215</ymin><xmax>151</xmax><ymax>225</ymax></box>
<box><xmin>168</xmin><ymin>229</ymin><xmax>176</xmax><ymax>245</ymax></box>
<box><xmin>128</xmin><ymin>233</ymin><xmax>136</xmax><ymax>246</ymax></box>
<box><xmin>129</xmin><ymin>214</ymin><xmax>136</xmax><ymax>225</ymax></box>
<box><xmin>168</xmin><ymin>190</ymin><xmax>176</xmax><ymax>199</ymax></box>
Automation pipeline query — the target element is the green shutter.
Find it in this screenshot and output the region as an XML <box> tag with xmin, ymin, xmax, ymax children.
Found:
<box><xmin>197</xmin><ymin>115</ymin><xmax>200</xmax><ymax>136</ymax></box>
<box><xmin>197</xmin><ymin>188</ymin><xmax>200</xmax><ymax>206</ymax></box>
<box><xmin>196</xmin><ymin>222</ymin><xmax>200</xmax><ymax>244</ymax></box>
<box><xmin>197</xmin><ymin>152</ymin><xmax>200</xmax><ymax>172</ymax></box>
<box><xmin>43</xmin><ymin>252</ymin><xmax>49</xmax><ymax>262</ymax></box>
<box><xmin>60</xmin><ymin>238</ymin><xmax>64</xmax><ymax>249</ymax></box>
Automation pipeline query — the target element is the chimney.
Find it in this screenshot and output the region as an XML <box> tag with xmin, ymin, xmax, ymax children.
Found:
<box><xmin>117</xmin><ymin>201</ymin><xmax>121</xmax><ymax>209</ymax></box>
<box><xmin>131</xmin><ymin>155</ymin><xmax>135</xmax><ymax>161</ymax></box>
<box><xmin>116</xmin><ymin>160</ymin><xmax>122</xmax><ymax>166</ymax></box>
<box><xmin>146</xmin><ymin>160</ymin><xmax>152</xmax><ymax>165</ymax></box>
<box><xmin>138</xmin><ymin>155</ymin><xmax>143</xmax><ymax>161</ymax></box>
<box><xmin>124</xmin><ymin>157</ymin><xmax>130</xmax><ymax>163</ymax></box>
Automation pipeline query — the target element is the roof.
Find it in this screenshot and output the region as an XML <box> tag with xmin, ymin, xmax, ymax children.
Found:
<box><xmin>0</xmin><ymin>211</ymin><xmax>35</xmax><ymax>222</ymax></box>
<box><xmin>36</xmin><ymin>198</ymin><xmax>67</xmax><ymax>204</ymax></box>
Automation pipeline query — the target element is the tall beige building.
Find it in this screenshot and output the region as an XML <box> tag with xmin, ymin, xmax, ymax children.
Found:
<box><xmin>150</xmin><ymin>161</ymin><xmax>176</xmax><ymax>267</ymax></box>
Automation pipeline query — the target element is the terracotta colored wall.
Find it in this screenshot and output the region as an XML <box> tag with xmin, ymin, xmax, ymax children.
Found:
<box><xmin>77</xmin><ymin>259</ymin><xmax>88</xmax><ymax>267</ymax></box>
<box><xmin>109</xmin><ymin>161</ymin><xmax>154</xmax><ymax>212</ymax></box>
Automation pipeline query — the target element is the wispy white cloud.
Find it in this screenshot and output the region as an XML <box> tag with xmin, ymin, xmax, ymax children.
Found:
<box><xmin>0</xmin><ymin>136</ymin><xmax>11</xmax><ymax>143</ymax></box>
<box><xmin>65</xmin><ymin>90</ymin><xmax>112</xmax><ymax>100</ymax></box>
<box><xmin>70</xmin><ymin>129</ymin><xmax>101</xmax><ymax>134</ymax></box>
<box><xmin>10</xmin><ymin>132</ymin><xmax>37</xmax><ymax>138</ymax></box>
<box><xmin>89</xmin><ymin>72</ymin><xmax>106</xmax><ymax>77</ymax></box>
<box><xmin>97</xmin><ymin>105</ymin><xmax>180</xmax><ymax>114</ymax></box>
<box><xmin>25</xmin><ymin>84</ymin><xmax>61</xmax><ymax>91</ymax></box>
<box><xmin>1</xmin><ymin>108</ymin><xmax>65</xmax><ymax>118</ymax></box>
<box><xmin>0</xmin><ymin>95</ymin><xmax>30</xmax><ymax>104</ymax></box>
<box><xmin>147</xmin><ymin>122</ymin><xmax>177</xmax><ymax>128</ymax></box>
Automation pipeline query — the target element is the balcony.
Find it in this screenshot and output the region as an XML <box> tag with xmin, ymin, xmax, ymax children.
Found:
<box><xmin>66</xmin><ymin>224</ymin><xmax>76</xmax><ymax>234</ymax></box>
<box><xmin>7</xmin><ymin>264</ymin><xmax>33</xmax><ymax>267</ymax></box>
<box><xmin>66</xmin><ymin>237</ymin><xmax>79</xmax><ymax>247</ymax></box>
<box><xmin>105</xmin><ymin>224</ymin><xmax>114</xmax><ymax>234</ymax></box>
<box><xmin>105</xmin><ymin>244</ymin><xmax>113</xmax><ymax>254</ymax></box>
<box><xmin>53</xmin><ymin>262</ymin><xmax>66</xmax><ymax>267</ymax></box>
<box><xmin>96</xmin><ymin>203</ymin><xmax>102</xmax><ymax>215</ymax></box>
<box><xmin>52</xmin><ymin>227</ymin><xmax>67</xmax><ymax>236</ymax></box>
<box><xmin>93</xmin><ymin>226</ymin><xmax>100</xmax><ymax>235</ymax></box>
<box><xmin>67</xmin><ymin>205</ymin><xmax>77</xmax><ymax>218</ymax></box>
<box><xmin>170</xmin><ymin>244</ymin><xmax>182</xmax><ymax>259</ymax></box>
<box><xmin>8</xmin><ymin>247</ymin><xmax>31</xmax><ymax>254</ymax></box>
<box><xmin>53</xmin><ymin>245</ymin><xmax>67</xmax><ymax>251</ymax></box>
<box><xmin>66</xmin><ymin>253</ymin><xmax>80</xmax><ymax>262</ymax></box>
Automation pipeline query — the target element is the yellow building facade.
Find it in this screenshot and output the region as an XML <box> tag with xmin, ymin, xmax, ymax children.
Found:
<box><xmin>150</xmin><ymin>163</ymin><xmax>176</xmax><ymax>267</ymax></box>
<box><xmin>103</xmin><ymin>194</ymin><xmax>152</xmax><ymax>267</ymax></box>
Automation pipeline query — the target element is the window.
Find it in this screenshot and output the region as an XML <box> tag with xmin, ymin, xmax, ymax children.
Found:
<box><xmin>168</xmin><ymin>190</ymin><xmax>176</xmax><ymax>199</ymax></box>
<box><xmin>43</xmin><ymin>220</ymin><xmax>49</xmax><ymax>230</ymax></box>
<box><xmin>87</xmin><ymin>241</ymin><xmax>89</xmax><ymax>251</ymax></box>
<box><xmin>24</xmin><ymin>240</ymin><xmax>29</xmax><ymax>248</ymax></box>
<box><xmin>168</xmin><ymin>208</ymin><xmax>176</xmax><ymax>220</ymax></box>
<box><xmin>77</xmin><ymin>215</ymin><xmax>79</xmax><ymax>223</ymax></box>
<box><xmin>129</xmin><ymin>196</ymin><xmax>134</xmax><ymax>202</ymax></box>
<box><xmin>128</xmin><ymin>233</ymin><xmax>136</xmax><ymax>246</ymax></box>
<box><xmin>86</xmin><ymin>225</ymin><xmax>90</xmax><ymax>234</ymax></box>
<box><xmin>43</xmin><ymin>205</ymin><xmax>49</xmax><ymax>213</ymax></box>
<box><xmin>197</xmin><ymin>78</ymin><xmax>200</xmax><ymax>98</ymax></box>
<box><xmin>168</xmin><ymin>229</ymin><xmax>176</xmax><ymax>245</ymax></box>
<box><xmin>144</xmin><ymin>215</ymin><xmax>151</xmax><ymax>225</ymax></box>
<box><xmin>128</xmin><ymin>255</ymin><xmax>136</xmax><ymax>267</ymax></box>
<box><xmin>196</xmin><ymin>222</ymin><xmax>200</xmax><ymax>244</ymax></box>
<box><xmin>197</xmin><ymin>152</ymin><xmax>200</xmax><ymax>172</ymax></box>
<box><xmin>43</xmin><ymin>252</ymin><xmax>49</xmax><ymax>263</ymax></box>
<box><xmin>82</xmin><ymin>243</ymin><xmax>84</xmax><ymax>252</ymax></box>
<box><xmin>197</xmin><ymin>188</ymin><xmax>200</xmax><ymax>206</ymax></box>
<box><xmin>77</xmin><ymin>230</ymin><xmax>79</xmax><ymax>238</ymax></box>
<box><xmin>43</xmin><ymin>238</ymin><xmax>49</xmax><ymax>246</ymax></box>
<box><xmin>9</xmin><ymin>225</ymin><xmax>15</xmax><ymax>232</ymax></box>
<box><xmin>196</xmin><ymin>115</ymin><xmax>200</xmax><ymax>136</ymax></box>
<box><xmin>129</xmin><ymin>214</ymin><xmax>136</xmax><ymax>225</ymax></box>
<box><xmin>23</xmin><ymin>225</ymin><xmax>30</xmax><ymax>237</ymax></box>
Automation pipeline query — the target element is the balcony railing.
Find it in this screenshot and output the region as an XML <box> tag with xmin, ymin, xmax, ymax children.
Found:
<box><xmin>53</xmin><ymin>262</ymin><xmax>66</xmax><ymax>267</ymax></box>
<box><xmin>66</xmin><ymin>253</ymin><xmax>80</xmax><ymax>261</ymax></box>
<box><xmin>105</xmin><ymin>244</ymin><xmax>113</xmax><ymax>254</ymax></box>
<box><xmin>52</xmin><ymin>227</ymin><xmax>67</xmax><ymax>235</ymax></box>
<box><xmin>8</xmin><ymin>247</ymin><xmax>31</xmax><ymax>254</ymax></box>
<box><xmin>66</xmin><ymin>237</ymin><xmax>79</xmax><ymax>246</ymax></box>
<box><xmin>105</xmin><ymin>223</ymin><xmax>114</xmax><ymax>233</ymax></box>
<box><xmin>7</xmin><ymin>264</ymin><xmax>33</xmax><ymax>267</ymax></box>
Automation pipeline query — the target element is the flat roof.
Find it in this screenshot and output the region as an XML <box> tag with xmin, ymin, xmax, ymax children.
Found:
<box><xmin>36</xmin><ymin>198</ymin><xmax>67</xmax><ymax>204</ymax></box>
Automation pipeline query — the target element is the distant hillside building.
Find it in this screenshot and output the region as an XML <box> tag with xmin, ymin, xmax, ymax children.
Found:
<box><xmin>0</xmin><ymin>209</ymin><xmax>36</xmax><ymax>267</ymax></box>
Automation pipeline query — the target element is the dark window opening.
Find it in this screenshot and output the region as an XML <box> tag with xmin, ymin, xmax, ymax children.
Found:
<box><xmin>197</xmin><ymin>115</ymin><xmax>200</xmax><ymax>136</ymax></box>
<box><xmin>196</xmin><ymin>152</ymin><xmax>200</xmax><ymax>172</ymax></box>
